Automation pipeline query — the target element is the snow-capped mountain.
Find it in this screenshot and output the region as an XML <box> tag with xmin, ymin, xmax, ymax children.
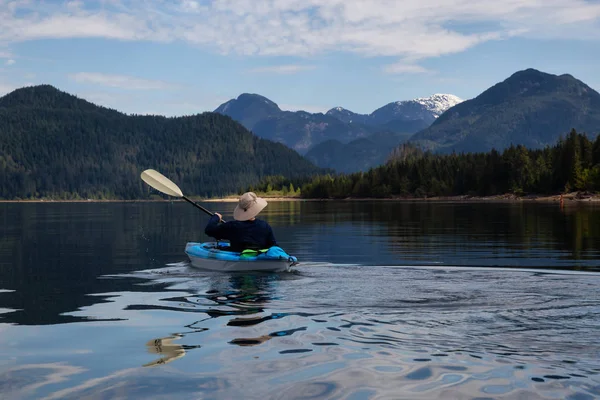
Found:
<box><xmin>325</xmin><ymin>94</ymin><xmax>464</xmax><ymax>126</ymax></box>
<box><xmin>409</xmin><ymin>94</ymin><xmax>464</xmax><ymax>118</ymax></box>
<box><xmin>369</xmin><ymin>94</ymin><xmax>464</xmax><ymax>125</ymax></box>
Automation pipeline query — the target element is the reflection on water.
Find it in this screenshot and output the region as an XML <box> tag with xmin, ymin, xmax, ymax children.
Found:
<box><xmin>144</xmin><ymin>334</ymin><xmax>188</xmax><ymax>367</ymax></box>
<box><xmin>1</xmin><ymin>202</ymin><xmax>600</xmax><ymax>399</ymax></box>
<box><xmin>2</xmin><ymin>265</ymin><xmax>592</xmax><ymax>399</ymax></box>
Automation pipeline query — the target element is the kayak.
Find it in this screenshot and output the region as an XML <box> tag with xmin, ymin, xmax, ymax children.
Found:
<box><xmin>184</xmin><ymin>242</ymin><xmax>299</xmax><ymax>272</ymax></box>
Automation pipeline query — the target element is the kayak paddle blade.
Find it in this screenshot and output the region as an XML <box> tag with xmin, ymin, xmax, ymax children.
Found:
<box><xmin>141</xmin><ymin>169</ymin><xmax>184</xmax><ymax>198</ymax></box>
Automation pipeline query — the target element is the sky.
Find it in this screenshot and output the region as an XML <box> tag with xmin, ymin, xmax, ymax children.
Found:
<box><xmin>0</xmin><ymin>0</ymin><xmax>599</xmax><ymax>116</ymax></box>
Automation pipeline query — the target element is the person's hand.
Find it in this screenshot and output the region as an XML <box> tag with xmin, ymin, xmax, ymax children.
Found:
<box><xmin>215</xmin><ymin>212</ymin><xmax>223</xmax><ymax>222</ymax></box>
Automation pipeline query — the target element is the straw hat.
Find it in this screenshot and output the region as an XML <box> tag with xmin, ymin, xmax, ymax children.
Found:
<box><xmin>233</xmin><ymin>192</ymin><xmax>268</xmax><ymax>221</ymax></box>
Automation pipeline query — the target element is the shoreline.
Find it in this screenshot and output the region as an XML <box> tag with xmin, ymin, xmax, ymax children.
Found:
<box><xmin>1</xmin><ymin>192</ymin><xmax>599</xmax><ymax>203</ymax></box>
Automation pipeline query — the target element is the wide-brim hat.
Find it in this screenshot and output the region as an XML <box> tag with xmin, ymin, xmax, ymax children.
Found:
<box><xmin>233</xmin><ymin>192</ymin><xmax>268</xmax><ymax>221</ymax></box>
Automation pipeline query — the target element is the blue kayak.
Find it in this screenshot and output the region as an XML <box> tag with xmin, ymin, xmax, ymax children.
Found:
<box><xmin>185</xmin><ymin>242</ymin><xmax>298</xmax><ymax>272</ymax></box>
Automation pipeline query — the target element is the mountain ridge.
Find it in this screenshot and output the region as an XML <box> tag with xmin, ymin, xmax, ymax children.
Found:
<box><xmin>326</xmin><ymin>93</ymin><xmax>464</xmax><ymax>126</ymax></box>
<box><xmin>410</xmin><ymin>68</ymin><xmax>600</xmax><ymax>153</ymax></box>
<box><xmin>213</xmin><ymin>92</ymin><xmax>462</xmax><ymax>154</ymax></box>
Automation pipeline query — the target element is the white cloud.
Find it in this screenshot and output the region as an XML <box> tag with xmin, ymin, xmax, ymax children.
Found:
<box><xmin>0</xmin><ymin>0</ymin><xmax>599</xmax><ymax>72</ymax></box>
<box><xmin>248</xmin><ymin>64</ymin><xmax>316</xmax><ymax>74</ymax></box>
<box><xmin>0</xmin><ymin>50</ymin><xmax>12</xmax><ymax>59</ymax></box>
<box><xmin>69</xmin><ymin>72</ymin><xmax>176</xmax><ymax>90</ymax></box>
<box><xmin>179</xmin><ymin>0</ymin><xmax>202</xmax><ymax>13</ymax></box>
<box><xmin>5</xmin><ymin>59</ymin><xmax>15</xmax><ymax>66</ymax></box>
<box><xmin>382</xmin><ymin>63</ymin><xmax>431</xmax><ymax>74</ymax></box>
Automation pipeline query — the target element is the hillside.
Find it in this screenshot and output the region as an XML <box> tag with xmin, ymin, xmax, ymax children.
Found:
<box><xmin>305</xmin><ymin>131</ymin><xmax>412</xmax><ymax>173</ymax></box>
<box><xmin>410</xmin><ymin>69</ymin><xmax>600</xmax><ymax>153</ymax></box>
<box><xmin>0</xmin><ymin>85</ymin><xmax>325</xmax><ymax>200</ymax></box>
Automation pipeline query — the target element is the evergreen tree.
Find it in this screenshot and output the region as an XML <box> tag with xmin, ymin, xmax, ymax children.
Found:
<box><xmin>297</xmin><ymin>130</ymin><xmax>600</xmax><ymax>199</ymax></box>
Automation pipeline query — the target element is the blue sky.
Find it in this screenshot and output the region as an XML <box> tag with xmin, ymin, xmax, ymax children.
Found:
<box><xmin>1</xmin><ymin>0</ymin><xmax>599</xmax><ymax>116</ymax></box>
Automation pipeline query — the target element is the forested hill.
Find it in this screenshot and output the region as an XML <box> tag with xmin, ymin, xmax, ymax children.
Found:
<box><xmin>0</xmin><ymin>85</ymin><xmax>325</xmax><ymax>200</ymax></box>
<box><xmin>299</xmin><ymin>130</ymin><xmax>600</xmax><ymax>198</ymax></box>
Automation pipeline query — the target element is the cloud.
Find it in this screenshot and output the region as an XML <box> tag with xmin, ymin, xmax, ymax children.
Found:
<box><xmin>382</xmin><ymin>63</ymin><xmax>431</xmax><ymax>74</ymax></box>
<box><xmin>248</xmin><ymin>64</ymin><xmax>316</xmax><ymax>74</ymax></box>
<box><xmin>0</xmin><ymin>50</ymin><xmax>12</xmax><ymax>58</ymax></box>
<box><xmin>5</xmin><ymin>59</ymin><xmax>15</xmax><ymax>66</ymax></box>
<box><xmin>0</xmin><ymin>0</ymin><xmax>599</xmax><ymax>71</ymax></box>
<box><xmin>69</xmin><ymin>72</ymin><xmax>176</xmax><ymax>90</ymax></box>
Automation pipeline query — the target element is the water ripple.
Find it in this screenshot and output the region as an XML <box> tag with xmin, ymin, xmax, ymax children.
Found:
<box><xmin>3</xmin><ymin>263</ymin><xmax>600</xmax><ymax>399</ymax></box>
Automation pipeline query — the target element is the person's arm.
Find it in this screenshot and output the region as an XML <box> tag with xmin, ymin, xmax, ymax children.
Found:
<box><xmin>266</xmin><ymin>223</ymin><xmax>277</xmax><ymax>247</ymax></box>
<box><xmin>205</xmin><ymin>213</ymin><xmax>229</xmax><ymax>239</ymax></box>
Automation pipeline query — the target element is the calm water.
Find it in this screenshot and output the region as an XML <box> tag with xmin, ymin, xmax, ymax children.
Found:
<box><xmin>1</xmin><ymin>201</ymin><xmax>600</xmax><ymax>399</ymax></box>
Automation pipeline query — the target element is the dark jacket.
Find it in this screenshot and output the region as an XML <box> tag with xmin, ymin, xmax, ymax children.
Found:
<box><xmin>204</xmin><ymin>214</ymin><xmax>277</xmax><ymax>252</ymax></box>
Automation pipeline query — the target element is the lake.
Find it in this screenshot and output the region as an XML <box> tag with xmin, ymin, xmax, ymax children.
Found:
<box><xmin>1</xmin><ymin>200</ymin><xmax>600</xmax><ymax>399</ymax></box>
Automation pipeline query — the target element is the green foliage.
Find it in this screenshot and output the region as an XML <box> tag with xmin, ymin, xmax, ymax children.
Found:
<box><xmin>243</xmin><ymin>175</ymin><xmax>307</xmax><ymax>197</ymax></box>
<box><xmin>300</xmin><ymin>131</ymin><xmax>600</xmax><ymax>198</ymax></box>
<box><xmin>0</xmin><ymin>85</ymin><xmax>324</xmax><ymax>200</ymax></box>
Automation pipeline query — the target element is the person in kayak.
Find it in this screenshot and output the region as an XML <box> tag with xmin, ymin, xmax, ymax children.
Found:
<box><xmin>204</xmin><ymin>192</ymin><xmax>277</xmax><ymax>252</ymax></box>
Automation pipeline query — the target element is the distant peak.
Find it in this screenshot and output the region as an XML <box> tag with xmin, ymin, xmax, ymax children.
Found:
<box><xmin>390</xmin><ymin>93</ymin><xmax>463</xmax><ymax>118</ymax></box>
<box><xmin>413</xmin><ymin>93</ymin><xmax>463</xmax><ymax>102</ymax></box>
<box><xmin>507</xmin><ymin>68</ymin><xmax>551</xmax><ymax>80</ymax></box>
<box><xmin>326</xmin><ymin>106</ymin><xmax>356</xmax><ymax>115</ymax></box>
<box><xmin>327</xmin><ymin>106</ymin><xmax>349</xmax><ymax>113</ymax></box>
<box><xmin>214</xmin><ymin>92</ymin><xmax>282</xmax><ymax>114</ymax></box>
<box><xmin>236</xmin><ymin>92</ymin><xmax>278</xmax><ymax>104</ymax></box>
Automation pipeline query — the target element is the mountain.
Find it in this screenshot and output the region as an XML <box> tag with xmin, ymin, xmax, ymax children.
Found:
<box><xmin>324</xmin><ymin>107</ymin><xmax>370</xmax><ymax>125</ymax></box>
<box><xmin>213</xmin><ymin>93</ymin><xmax>281</xmax><ymax>130</ymax></box>
<box><xmin>410</xmin><ymin>69</ymin><xmax>600</xmax><ymax>153</ymax></box>
<box><xmin>214</xmin><ymin>94</ymin><xmax>378</xmax><ymax>154</ymax></box>
<box><xmin>302</xmin><ymin>94</ymin><xmax>461</xmax><ymax>172</ymax></box>
<box><xmin>369</xmin><ymin>94</ymin><xmax>464</xmax><ymax>125</ymax></box>
<box><xmin>325</xmin><ymin>94</ymin><xmax>463</xmax><ymax>127</ymax></box>
<box><xmin>305</xmin><ymin>131</ymin><xmax>412</xmax><ymax>173</ymax></box>
<box><xmin>214</xmin><ymin>92</ymin><xmax>462</xmax><ymax>171</ymax></box>
<box><xmin>250</xmin><ymin>110</ymin><xmax>375</xmax><ymax>154</ymax></box>
<box><xmin>0</xmin><ymin>85</ymin><xmax>325</xmax><ymax>200</ymax></box>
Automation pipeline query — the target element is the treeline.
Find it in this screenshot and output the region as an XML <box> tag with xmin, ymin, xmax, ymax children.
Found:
<box><xmin>299</xmin><ymin>129</ymin><xmax>600</xmax><ymax>198</ymax></box>
<box><xmin>0</xmin><ymin>85</ymin><xmax>324</xmax><ymax>200</ymax></box>
<box><xmin>241</xmin><ymin>175</ymin><xmax>303</xmax><ymax>196</ymax></box>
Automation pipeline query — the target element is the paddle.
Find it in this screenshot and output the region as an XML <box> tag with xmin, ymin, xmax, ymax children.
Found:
<box><xmin>140</xmin><ymin>169</ymin><xmax>224</xmax><ymax>221</ymax></box>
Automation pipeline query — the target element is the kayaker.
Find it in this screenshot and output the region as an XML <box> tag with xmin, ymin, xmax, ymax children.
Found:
<box><xmin>204</xmin><ymin>192</ymin><xmax>277</xmax><ymax>252</ymax></box>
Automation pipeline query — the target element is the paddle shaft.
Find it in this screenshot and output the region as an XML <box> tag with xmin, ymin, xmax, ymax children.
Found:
<box><xmin>140</xmin><ymin>169</ymin><xmax>226</xmax><ymax>222</ymax></box>
<box><xmin>182</xmin><ymin>195</ymin><xmax>226</xmax><ymax>222</ymax></box>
